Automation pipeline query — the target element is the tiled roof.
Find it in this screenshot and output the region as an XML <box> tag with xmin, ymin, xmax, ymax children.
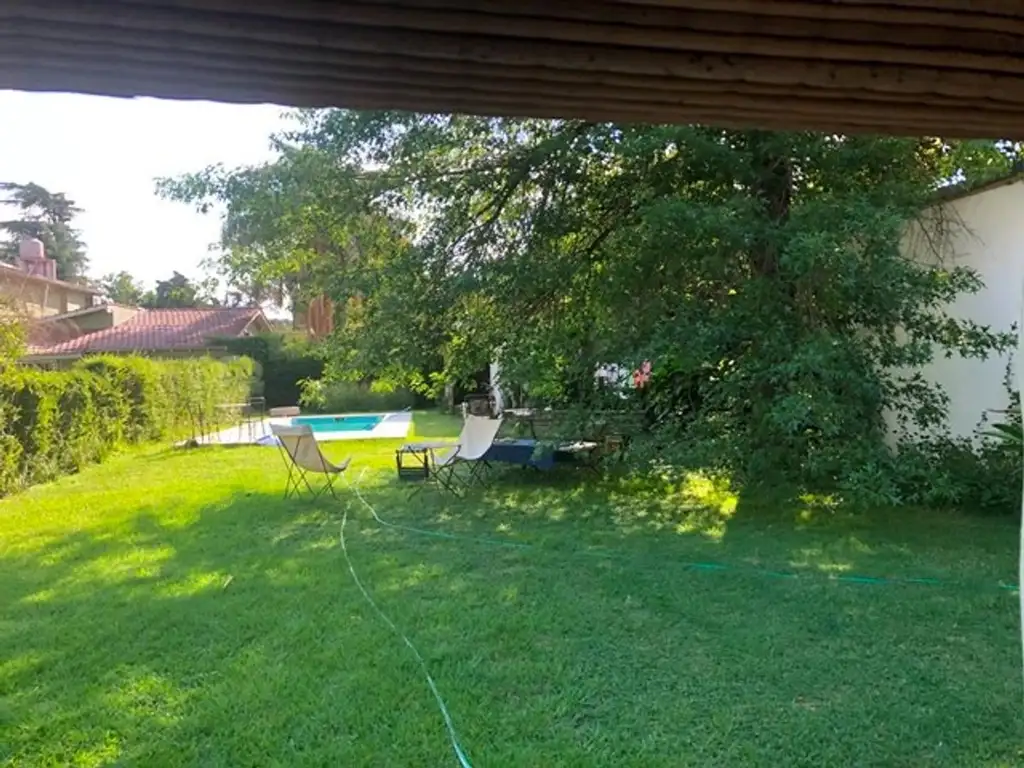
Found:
<box><xmin>26</xmin><ymin>307</ymin><xmax>265</xmax><ymax>357</ymax></box>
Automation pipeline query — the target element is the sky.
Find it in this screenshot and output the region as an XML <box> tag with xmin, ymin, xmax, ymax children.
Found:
<box><xmin>0</xmin><ymin>90</ymin><xmax>288</xmax><ymax>287</ymax></box>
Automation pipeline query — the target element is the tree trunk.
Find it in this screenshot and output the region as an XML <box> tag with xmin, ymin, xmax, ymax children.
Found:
<box><xmin>749</xmin><ymin>131</ymin><xmax>792</xmax><ymax>279</ymax></box>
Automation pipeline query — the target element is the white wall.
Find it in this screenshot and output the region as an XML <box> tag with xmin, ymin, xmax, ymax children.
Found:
<box><xmin>902</xmin><ymin>180</ymin><xmax>1024</xmax><ymax>439</ymax></box>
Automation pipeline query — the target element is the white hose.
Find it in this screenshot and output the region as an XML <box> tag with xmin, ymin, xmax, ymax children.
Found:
<box><xmin>340</xmin><ymin>471</ymin><xmax>473</xmax><ymax>768</ymax></box>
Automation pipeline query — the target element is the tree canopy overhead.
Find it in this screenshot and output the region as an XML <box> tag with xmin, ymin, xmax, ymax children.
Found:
<box><xmin>161</xmin><ymin>112</ymin><xmax>1018</xmax><ymax>498</ymax></box>
<box><xmin>0</xmin><ymin>182</ymin><xmax>88</xmax><ymax>281</ymax></box>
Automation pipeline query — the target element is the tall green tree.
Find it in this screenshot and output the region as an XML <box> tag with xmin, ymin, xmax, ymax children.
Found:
<box><xmin>142</xmin><ymin>272</ymin><xmax>218</xmax><ymax>309</ymax></box>
<box><xmin>162</xmin><ymin>110</ymin><xmax>1018</xmax><ymax>498</ymax></box>
<box><xmin>0</xmin><ymin>182</ymin><xmax>88</xmax><ymax>280</ymax></box>
<box><xmin>157</xmin><ymin>142</ymin><xmax>381</xmax><ymax>312</ymax></box>
<box><xmin>99</xmin><ymin>271</ymin><xmax>146</xmax><ymax>306</ymax></box>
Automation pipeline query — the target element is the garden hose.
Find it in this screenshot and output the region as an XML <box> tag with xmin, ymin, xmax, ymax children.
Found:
<box><xmin>340</xmin><ymin>472</ymin><xmax>474</xmax><ymax>768</ymax></box>
<box><xmin>346</xmin><ymin>474</ymin><xmax>1017</xmax><ymax>594</ymax></box>
<box><xmin>340</xmin><ymin>453</ymin><xmax>1022</xmax><ymax>767</ymax></box>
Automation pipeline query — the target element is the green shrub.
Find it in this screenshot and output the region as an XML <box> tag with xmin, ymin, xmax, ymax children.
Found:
<box><xmin>0</xmin><ymin>384</ymin><xmax>20</xmax><ymax>492</ymax></box>
<box><xmin>0</xmin><ymin>369</ymin><xmax>63</xmax><ymax>486</ymax></box>
<box><xmin>212</xmin><ymin>333</ymin><xmax>323</xmax><ymax>408</ymax></box>
<box><xmin>77</xmin><ymin>356</ymin><xmax>164</xmax><ymax>441</ymax></box>
<box><xmin>300</xmin><ymin>379</ymin><xmax>417</xmax><ymax>414</ymax></box>
<box><xmin>882</xmin><ymin>435</ymin><xmax>1022</xmax><ymax>513</ymax></box>
<box><xmin>0</xmin><ymin>354</ymin><xmax>252</xmax><ymax>496</ymax></box>
<box><xmin>56</xmin><ymin>370</ymin><xmax>106</xmax><ymax>472</ymax></box>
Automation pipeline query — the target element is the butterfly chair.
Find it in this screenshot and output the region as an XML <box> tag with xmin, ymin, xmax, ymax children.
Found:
<box><xmin>271</xmin><ymin>424</ymin><xmax>352</xmax><ymax>500</ymax></box>
<box><xmin>427</xmin><ymin>414</ymin><xmax>503</xmax><ymax>494</ymax></box>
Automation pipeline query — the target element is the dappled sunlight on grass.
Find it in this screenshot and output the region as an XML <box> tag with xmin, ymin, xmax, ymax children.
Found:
<box><xmin>795</xmin><ymin>492</ymin><xmax>842</xmax><ymax>523</ymax></box>
<box><xmin>1</xmin><ymin>420</ymin><xmax>1022</xmax><ymax>766</ymax></box>
<box><xmin>606</xmin><ymin>470</ymin><xmax>738</xmax><ymax>540</ymax></box>
<box><xmin>789</xmin><ymin>536</ymin><xmax>875</xmax><ymax>574</ymax></box>
<box><xmin>59</xmin><ymin>736</ymin><xmax>122</xmax><ymax>768</ymax></box>
<box><xmin>790</xmin><ymin>553</ymin><xmax>855</xmax><ymax>574</ymax></box>
<box><xmin>19</xmin><ymin>587</ymin><xmax>59</xmax><ymax>605</ymax></box>
<box><xmin>105</xmin><ymin>671</ymin><xmax>189</xmax><ymax>728</ymax></box>
<box><xmin>75</xmin><ymin>544</ymin><xmax>177</xmax><ymax>585</ymax></box>
<box><xmin>378</xmin><ymin>562</ymin><xmax>446</xmax><ymax>594</ymax></box>
<box><xmin>500</xmin><ymin>585</ymin><xmax>519</xmax><ymax>603</ymax></box>
<box><xmin>0</xmin><ymin>651</ymin><xmax>48</xmax><ymax>680</ymax></box>
<box><xmin>156</xmin><ymin>571</ymin><xmax>229</xmax><ymax>598</ymax></box>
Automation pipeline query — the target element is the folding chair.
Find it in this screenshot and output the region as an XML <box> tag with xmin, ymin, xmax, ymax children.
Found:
<box><xmin>270</xmin><ymin>424</ymin><xmax>351</xmax><ymax>500</ymax></box>
<box><xmin>428</xmin><ymin>414</ymin><xmax>503</xmax><ymax>494</ymax></box>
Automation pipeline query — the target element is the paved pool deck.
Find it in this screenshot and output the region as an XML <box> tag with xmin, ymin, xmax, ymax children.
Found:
<box><xmin>186</xmin><ymin>411</ymin><xmax>413</xmax><ymax>446</ymax></box>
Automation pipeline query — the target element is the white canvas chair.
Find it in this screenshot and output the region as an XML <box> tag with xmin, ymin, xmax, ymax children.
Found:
<box><xmin>271</xmin><ymin>424</ymin><xmax>351</xmax><ymax>500</ymax></box>
<box><xmin>428</xmin><ymin>414</ymin><xmax>503</xmax><ymax>494</ymax></box>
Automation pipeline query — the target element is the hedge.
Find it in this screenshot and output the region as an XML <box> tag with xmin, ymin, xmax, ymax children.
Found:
<box><xmin>211</xmin><ymin>333</ymin><xmax>324</xmax><ymax>408</ymax></box>
<box><xmin>0</xmin><ymin>355</ymin><xmax>252</xmax><ymax>496</ymax></box>
<box><xmin>302</xmin><ymin>379</ymin><xmax>420</xmax><ymax>414</ymax></box>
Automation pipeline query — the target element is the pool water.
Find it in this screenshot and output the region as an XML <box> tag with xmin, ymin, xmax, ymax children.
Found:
<box><xmin>291</xmin><ymin>414</ymin><xmax>384</xmax><ymax>434</ymax></box>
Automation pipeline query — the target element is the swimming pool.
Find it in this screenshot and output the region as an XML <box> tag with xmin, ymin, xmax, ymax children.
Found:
<box><xmin>292</xmin><ymin>414</ymin><xmax>384</xmax><ymax>434</ymax></box>
<box><xmin>286</xmin><ymin>411</ymin><xmax>412</xmax><ymax>441</ymax></box>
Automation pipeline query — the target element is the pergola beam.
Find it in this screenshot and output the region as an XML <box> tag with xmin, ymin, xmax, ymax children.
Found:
<box><xmin>5</xmin><ymin>0</ymin><xmax>1024</xmax><ymax>136</ymax></box>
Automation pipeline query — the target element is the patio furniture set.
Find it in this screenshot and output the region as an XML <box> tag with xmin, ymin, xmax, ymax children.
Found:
<box><xmin>270</xmin><ymin>407</ymin><xmax>643</xmax><ymax>499</ymax></box>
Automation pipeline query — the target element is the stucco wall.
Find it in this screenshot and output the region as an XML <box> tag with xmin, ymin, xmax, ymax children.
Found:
<box><xmin>901</xmin><ymin>181</ymin><xmax>1024</xmax><ymax>439</ymax></box>
<box><xmin>0</xmin><ymin>273</ymin><xmax>96</xmax><ymax>319</ymax></box>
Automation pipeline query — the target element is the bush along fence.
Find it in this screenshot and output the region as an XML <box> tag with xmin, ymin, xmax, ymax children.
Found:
<box><xmin>211</xmin><ymin>333</ymin><xmax>324</xmax><ymax>408</ymax></box>
<box><xmin>0</xmin><ymin>355</ymin><xmax>252</xmax><ymax>496</ymax></box>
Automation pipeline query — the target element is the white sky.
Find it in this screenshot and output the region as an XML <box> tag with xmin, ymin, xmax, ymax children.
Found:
<box><xmin>0</xmin><ymin>90</ymin><xmax>287</xmax><ymax>287</ymax></box>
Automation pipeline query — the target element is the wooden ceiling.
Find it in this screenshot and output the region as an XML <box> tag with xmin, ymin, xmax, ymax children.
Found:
<box><xmin>3</xmin><ymin>1</ymin><xmax>1024</xmax><ymax>137</ymax></box>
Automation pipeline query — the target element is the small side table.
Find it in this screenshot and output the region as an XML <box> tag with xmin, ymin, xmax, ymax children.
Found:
<box><xmin>395</xmin><ymin>442</ymin><xmax>451</xmax><ymax>484</ymax></box>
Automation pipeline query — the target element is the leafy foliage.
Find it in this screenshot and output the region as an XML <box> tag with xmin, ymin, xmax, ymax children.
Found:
<box><xmin>211</xmin><ymin>333</ymin><xmax>324</xmax><ymax>407</ymax></box>
<box><xmin>0</xmin><ymin>181</ymin><xmax>88</xmax><ymax>280</ymax></box>
<box><xmin>983</xmin><ymin>402</ymin><xmax>1023</xmax><ymax>449</ymax></box>
<box><xmin>156</xmin><ymin>143</ymin><xmax>399</xmax><ymax>314</ymax></box>
<box><xmin>298</xmin><ymin>378</ymin><xmax>418</xmax><ymax>413</ymax></box>
<box><xmin>99</xmin><ymin>271</ymin><xmax>146</xmax><ymax>305</ymax></box>
<box><xmin>142</xmin><ymin>271</ymin><xmax>219</xmax><ymax>308</ymax></box>
<box><xmin>885</xmin><ymin>435</ymin><xmax>1021</xmax><ymax>512</ymax></box>
<box><xmin>0</xmin><ymin>355</ymin><xmax>252</xmax><ymax>495</ymax></box>
<box><xmin>0</xmin><ymin>296</ymin><xmax>26</xmax><ymax>367</ymax></box>
<box><xmin>162</xmin><ymin>112</ymin><xmax>1020</xmax><ymax>503</ymax></box>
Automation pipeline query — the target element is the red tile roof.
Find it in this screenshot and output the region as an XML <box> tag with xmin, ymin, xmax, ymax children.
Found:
<box><xmin>26</xmin><ymin>307</ymin><xmax>266</xmax><ymax>358</ymax></box>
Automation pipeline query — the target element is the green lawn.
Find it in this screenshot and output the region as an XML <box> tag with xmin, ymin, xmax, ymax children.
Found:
<box><xmin>1</xmin><ymin>412</ymin><xmax>1021</xmax><ymax>766</ymax></box>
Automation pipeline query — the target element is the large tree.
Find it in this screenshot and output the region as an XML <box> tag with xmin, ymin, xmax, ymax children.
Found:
<box><xmin>0</xmin><ymin>182</ymin><xmax>88</xmax><ymax>280</ymax></box>
<box><xmin>162</xmin><ymin>111</ymin><xmax>1018</xmax><ymax>498</ymax></box>
<box><xmin>157</xmin><ymin>142</ymin><xmax>382</xmax><ymax>312</ymax></box>
<box><xmin>142</xmin><ymin>272</ymin><xmax>218</xmax><ymax>309</ymax></box>
<box><xmin>99</xmin><ymin>271</ymin><xmax>145</xmax><ymax>306</ymax></box>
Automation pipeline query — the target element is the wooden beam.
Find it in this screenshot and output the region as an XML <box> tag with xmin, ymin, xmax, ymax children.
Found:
<box><xmin>614</xmin><ymin>0</ymin><xmax>1024</xmax><ymax>29</ymax></box>
<box><xmin>5</xmin><ymin>3</ymin><xmax>1024</xmax><ymax>103</ymax></box>
<box><xmin>5</xmin><ymin>58</ymin><xmax>1017</xmax><ymax>138</ymax></box>
<box><xmin>136</xmin><ymin>0</ymin><xmax>1024</xmax><ymax>75</ymax></box>
<box><xmin>4</xmin><ymin>1</ymin><xmax>1024</xmax><ymax>136</ymax></box>
<box><xmin>4</xmin><ymin>29</ymin><xmax>1020</xmax><ymax>117</ymax></box>
<box><xmin>4</xmin><ymin>39</ymin><xmax>1022</xmax><ymax>135</ymax></box>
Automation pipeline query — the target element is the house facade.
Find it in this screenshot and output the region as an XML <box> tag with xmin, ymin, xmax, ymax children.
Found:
<box><xmin>2</xmin><ymin>238</ymin><xmax>271</xmax><ymax>364</ymax></box>
<box><xmin>0</xmin><ymin>239</ymin><xmax>101</xmax><ymax>319</ymax></box>
<box><xmin>900</xmin><ymin>175</ymin><xmax>1024</xmax><ymax>439</ymax></box>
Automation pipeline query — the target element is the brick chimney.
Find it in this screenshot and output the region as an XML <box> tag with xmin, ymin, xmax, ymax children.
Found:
<box><xmin>18</xmin><ymin>238</ymin><xmax>57</xmax><ymax>281</ymax></box>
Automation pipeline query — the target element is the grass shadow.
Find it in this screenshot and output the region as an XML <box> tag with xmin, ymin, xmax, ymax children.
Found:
<box><xmin>2</xmin><ymin>443</ymin><xmax>1021</xmax><ymax>766</ymax></box>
